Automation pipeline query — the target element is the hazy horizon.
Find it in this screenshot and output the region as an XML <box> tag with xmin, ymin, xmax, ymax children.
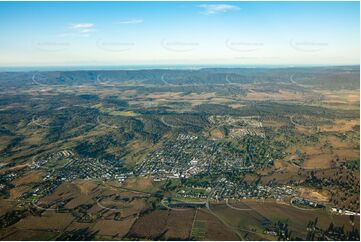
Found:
<box><xmin>0</xmin><ymin>1</ymin><xmax>359</xmax><ymax>67</ymax></box>
<box><xmin>0</xmin><ymin>63</ymin><xmax>359</xmax><ymax>73</ymax></box>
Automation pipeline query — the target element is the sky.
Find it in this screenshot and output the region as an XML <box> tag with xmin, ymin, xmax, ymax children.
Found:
<box><xmin>0</xmin><ymin>1</ymin><xmax>359</xmax><ymax>67</ymax></box>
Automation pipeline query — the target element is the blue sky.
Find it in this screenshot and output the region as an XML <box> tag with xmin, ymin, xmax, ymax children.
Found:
<box><xmin>0</xmin><ymin>1</ymin><xmax>359</xmax><ymax>66</ymax></box>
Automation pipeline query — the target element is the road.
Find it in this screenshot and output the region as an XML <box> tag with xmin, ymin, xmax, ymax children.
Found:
<box><xmin>289</xmin><ymin>115</ymin><xmax>298</xmax><ymax>126</ymax></box>
<box><xmin>289</xmin><ymin>74</ymin><xmax>297</xmax><ymax>85</ymax></box>
<box><xmin>225</xmin><ymin>74</ymin><xmax>239</xmax><ymax>85</ymax></box>
<box><xmin>161</xmin><ymin>74</ymin><xmax>171</xmax><ymax>85</ymax></box>
<box><xmin>32</xmin><ymin>73</ymin><xmax>45</xmax><ymax>86</ymax></box>
<box><xmin>225</xmin><ymin>75</ymin><xmax>232</xmax><ymax>84</ymax></box>
<box><xmin>189</xmin><ymin>208</ymin><xmax>199</xmax><ymax>238</ymax></box>
<box><xmin>91</xmin><ymin>182</ymin><xmax>150</xmax><ymax>211</ymax></box>
<box><xmin>289</xmin><ymin>73</ymin><xmax>311</xmax><ymax>90</ymax></box>
<box><xmin>29</xmin><ymin>116</ymin><xmax>54</xmax><ymax>128</ymax></box>
<box><xmin>29</xmin><ymin>116</ymin><xmax>76</xmax><ymax>129</ymax></box>
<box><xmin>289</xmin><ymin>197</ymin><xmax>322</xmax><ymax>211</ymax></box>
<box><xmin>31</xmin><ymin>200</ymin><xmax>58</xmax><ymax>211</ymax></box>
<box><xmin>160</xmin><ymin>198</ymin><xmax>193</xmax><ymax>211</ymax></box>
<box><xmin>160</xmin><ymin>116</ymin><xmax>182</xmax><ymax>128</ymax></box>
<box><xmin>96</xmin><ymin>115</ymin><xmax>120</xmax><ymax>129</ymax></box>
<box><xmin>95</xmin><ymin>197</ymin><xmax>123</xmax><ymax>212</ymax></box>
<box><xmin>206</xmin><ymin>183</ymin><xmax>245</xmax><ymax>240</ymax></box>
<box><xmin>96</xmin><ymin>74</ymin><xmax>104</xmax><ymax>84</ymax></box>
<box><xmin>225</xmin><ymin>198</ymin><xmax>252</xmax><ymax>211</ymax></box>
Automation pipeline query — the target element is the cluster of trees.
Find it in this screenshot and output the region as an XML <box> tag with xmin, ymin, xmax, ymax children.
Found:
<box><xmin>306</xmin><ymin>217</ymin><xmax>360</xmax><ymax>241</ymax></box>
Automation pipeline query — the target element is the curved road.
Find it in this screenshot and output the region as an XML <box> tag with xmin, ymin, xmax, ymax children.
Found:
<box><xmin>32</xmin><ymin>73</ymin><xmax>46</xmax><ymax>86</ymax></box>
<box><xmin>95</xmin><ymin>197</ymin><xmax>123</xmax><ymax>212</ymax></box>
<box><xmin>206</xmin><ymin>183</ymin><xmax>245</xmax><ymax>240</ymax></box>
<box><xmin>161</xmin><ymin>74</ymin><xmax>171</xmax><ymax>85</ymax></box>
<box><xmin>289</xmin><ymin>74</ymin><xmax>297</xmax><ymax>85</ymax></box>
<box><xmin>160</xmin><ymin>116</ymin><xmax>183</xmax><ymax>128</ymax></box>
<box><xmin>225</xmin><ymin>74</ymin><xmax>233</xmax><ymax>85</ymax></box>
<box><xmin>289</xmin><ymin>115</ymin><xmax>298</xmax><ymax>126</ymax></box>
<box><xmin>32</xmin><ymin>200</ymin><xmax>58</xmax><ymax>211</ymax></box>
<box><xmin>96</xmin><ymin>116</ymin><xmax>120</xmax><ymax>129</ymax></box>
<box><xmin>29</xmin><ymin>116</ymin><xmax>56</xmax><ymax>128</ymax></box>
<box><xmin>225</xmin><ymin>199</ymin><xmax>252</xmax><ymax>211</ymax></box>
<box><xmin>160</xmin><ymin>198</ymin><xmax>193</xmax><ymax>212</ymax></box>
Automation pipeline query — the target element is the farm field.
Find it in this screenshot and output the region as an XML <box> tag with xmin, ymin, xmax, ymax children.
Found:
<box><xmin>0</xmin><ymin>66</ymin><xmax>359</xmax><ymax>240</ymax></box>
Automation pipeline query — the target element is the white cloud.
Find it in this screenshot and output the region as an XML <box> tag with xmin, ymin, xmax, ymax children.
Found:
<box><xmin>59</xmin><ymin>24</ymin><xmax>96</xmax><ymax>37</ymax></box>
<box><xmin>116</xmin><ymin>19</ymin><xmax>143</xmax><ymax>25</ymax></box>
<box><xmin>80</xmin><ymin>29</ymin><xmax>96</xmax><ymax>33</ymax></box>
<box><xmin>70</xmin><ymin>23</ymin><xmax>94</xmax><ymax>29</ymax></box>
<box><xmin>198</xmin><ymin>4</ymin><xmax>240</xmax><ymax>15</ymax></box>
